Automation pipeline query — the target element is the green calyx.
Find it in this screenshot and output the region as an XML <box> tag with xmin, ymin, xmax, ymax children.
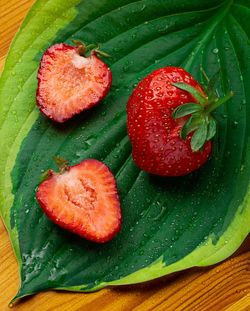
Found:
<box><xmin>172</xmin><ymin>80</ymin><xmax>233</xmax><ymax>152</ymax></box>
<box><xmin>72</xmin><ymin>39</ymin><xmax>110</xmax><ymax>58</ymax></box>
<box><xmin>53</xmin><ymin>156</ymin><xmax>69</xmax><ymax>173</ymax></box>
<box><xmin>40</xmin><ymin>156</ymin><xmax>69</xmax><ymax>183</ymax></box>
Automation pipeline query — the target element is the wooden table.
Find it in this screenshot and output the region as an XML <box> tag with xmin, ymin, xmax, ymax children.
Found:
<box><xmin>0</xmin><ymin>1</ymin><xmax>250</xmax><ymax>310</ymax></box>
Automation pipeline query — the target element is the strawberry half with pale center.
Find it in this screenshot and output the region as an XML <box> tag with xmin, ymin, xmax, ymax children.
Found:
<box><xmin>36</xmin><ymin>43</ymin><xmax>112</xmax><ymax>123</ymax></box>
<box><xmin>127</xmin><ymin>66</ymin><xmax>233</xmax><ymax>176</ymax></box>
<box><xmin>36</xmin><ymin>158</ymin><xmax>121</xmax><ymax>243</ymax></box>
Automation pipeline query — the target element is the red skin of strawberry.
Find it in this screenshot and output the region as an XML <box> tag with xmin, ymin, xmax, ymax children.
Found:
<box><xmin>36</xmin><ymin>43</ymin><xmax>112</xmax><ymax>123</ymax></box>
<box><xmin>36</xmin><ymin>159</ymin><xmax>121</xmax><ymax>243</ymax></box>
<box><xmin>127</xmin><ymin>67</ymin><xmax>211</xmax><ymax>176</ymax></box>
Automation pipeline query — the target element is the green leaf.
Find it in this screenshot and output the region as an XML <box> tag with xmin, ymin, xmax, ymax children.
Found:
<box><xmin>172</xmin><ymin>82</ymin><xmax>207</xmax><ymax>105</ymax></box>
<box><xmin>207</xmin><ymin>118</ymin><xmax>217</xmax><ymax>141</ymax></box>
<box><xmin>0</xmin><ymin>0</ymin><xmax>250</xmax><ymax>303</ymax></box>
<box><xmin>173</xmin><ymin>103</ymin><xmax>202</xmax><ymax>119</ymax></box>
<box><xmin>191</xmin><ymin>122</ymin><xmax>208</xmax><ymax>152</ymax></box>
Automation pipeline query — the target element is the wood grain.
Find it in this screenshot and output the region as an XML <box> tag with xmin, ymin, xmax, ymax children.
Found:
<box><xmin>0</xmin><ymin>1</ymin><xmax>250</xmax><ymax>310</ymax></box>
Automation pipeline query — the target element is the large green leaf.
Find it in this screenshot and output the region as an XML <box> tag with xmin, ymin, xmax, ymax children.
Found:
<box><xmin>0</xmin><ymin>0</ymin><xmax>250</xmax><ymax>302</ymax></box>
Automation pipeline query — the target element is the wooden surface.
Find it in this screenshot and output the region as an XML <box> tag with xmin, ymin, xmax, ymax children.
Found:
<box><xmin>0</xmin><ymin>1</ymin><xmax>250</xmax><ymax>310</ymax></box>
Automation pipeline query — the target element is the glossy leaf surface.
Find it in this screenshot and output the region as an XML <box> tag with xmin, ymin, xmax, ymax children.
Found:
<box><xmin>0</xmin><ymin>0</ymin><xmax>249</xmax><ymax>300</ymax></box>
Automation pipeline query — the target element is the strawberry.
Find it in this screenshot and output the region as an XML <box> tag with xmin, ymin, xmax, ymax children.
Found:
<box><xmin>127</xmin><ymin>66</ymin><xmax>233</xmax><ymax>176</ymax></box>
<box><xmin>36</xmin><ymin>158</ymin><xmax>121</xmax><ymax>243</ymax></box>
<box><xmin>36</xmin><ymin>42</ymin><xmax>112</xmax><ymax>123</ymax></box>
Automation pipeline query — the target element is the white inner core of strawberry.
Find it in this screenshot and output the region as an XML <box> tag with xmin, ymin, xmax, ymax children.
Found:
<box><xmin>71</xmin><ymin>54</ymin><xmax>90</xmax><ymax>69</ymax></box>
<box><xmin>63</xmin><ymin>176</ymin><xmax>97</xmax><ymax>211</ymax></box>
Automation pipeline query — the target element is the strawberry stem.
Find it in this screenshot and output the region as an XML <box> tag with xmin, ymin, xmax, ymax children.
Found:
<box><xmin>77</xmin><ymin>45</ymin><xmax>86</xmax><ymax>56</ymax></box>
<box><xmin>72</xmin><ymin>40</ymin><xmax>86</xmax><ymax>56</ymax></box>
<box><xmin>72</xmin><ymin>39</ymin><xmax>110</xmax><ymax>58</ymax></box>
<box><xmin>205</xmin><ymin>91</ymin><xmax>234</xmax><ymax>114</ymax></box>
<box><xmin>53</xmin><ymin>156</ymin><xmax>69</xmax><ymax>173</ymax></box>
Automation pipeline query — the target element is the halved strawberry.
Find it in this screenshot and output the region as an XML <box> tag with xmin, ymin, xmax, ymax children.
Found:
<box><xmin>36</xmin><ymin>43</ymin><xmax>112</xmax><ymax>123</ymax></box>
<box><xmin>36</xmin><ymin>159</ymin><xmax>121</xmax><ymax>243</ymax></box>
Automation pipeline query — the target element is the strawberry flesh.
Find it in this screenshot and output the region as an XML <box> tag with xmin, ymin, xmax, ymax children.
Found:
<box><xmin>36</xmin><ymin>159</ymin><xmax>121</xmax><ymax>243</ymax></box>
<box><xmin>37</xmin><ymin>43</ymin><xmax>112</xmax><ymax>123</ymax></box>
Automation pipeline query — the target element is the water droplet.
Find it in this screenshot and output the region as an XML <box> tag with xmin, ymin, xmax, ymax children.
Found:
<box><xmin>123</xmin><ymin>65</ymin><xmax>129</xmax><ymax>72</ymax></box>
<box><xmin>85</xmin><ymin>136</ymin><xmax>97</xmax><ymax>147</ymax></box>
<box><xmin>17</xmin><ymin>84</ymin><xmax>22</xmax><ymax>91</ymax></box>
<box><xmin>140</xmin><ymin>4</ymin><xmax>146</xmax><ymax>11</ymax></box>
<box><xmin>212</xmin><ymin>48</ymin><xmax>219</xmax><ymax>54</ymax></box>
<box><xmin>232</xmin><ymin>120</ymin><xmax>238</xmax><ymax>128</ymax></box>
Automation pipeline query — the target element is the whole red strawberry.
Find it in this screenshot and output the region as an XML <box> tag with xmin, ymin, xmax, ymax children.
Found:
<box><xmin>36</xmin><ymin>42</ymin><xmax>112</xmax><ymax>123</ymax></box>
<box><xmin>127</xmin><ymin>67</ymin><xmax>232</xmax><ymax>176</ymax></box>
<box><xmin>36</xmin><ymin>158</ymin><xmax>121</xmax><ymax>243</ymax></box>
